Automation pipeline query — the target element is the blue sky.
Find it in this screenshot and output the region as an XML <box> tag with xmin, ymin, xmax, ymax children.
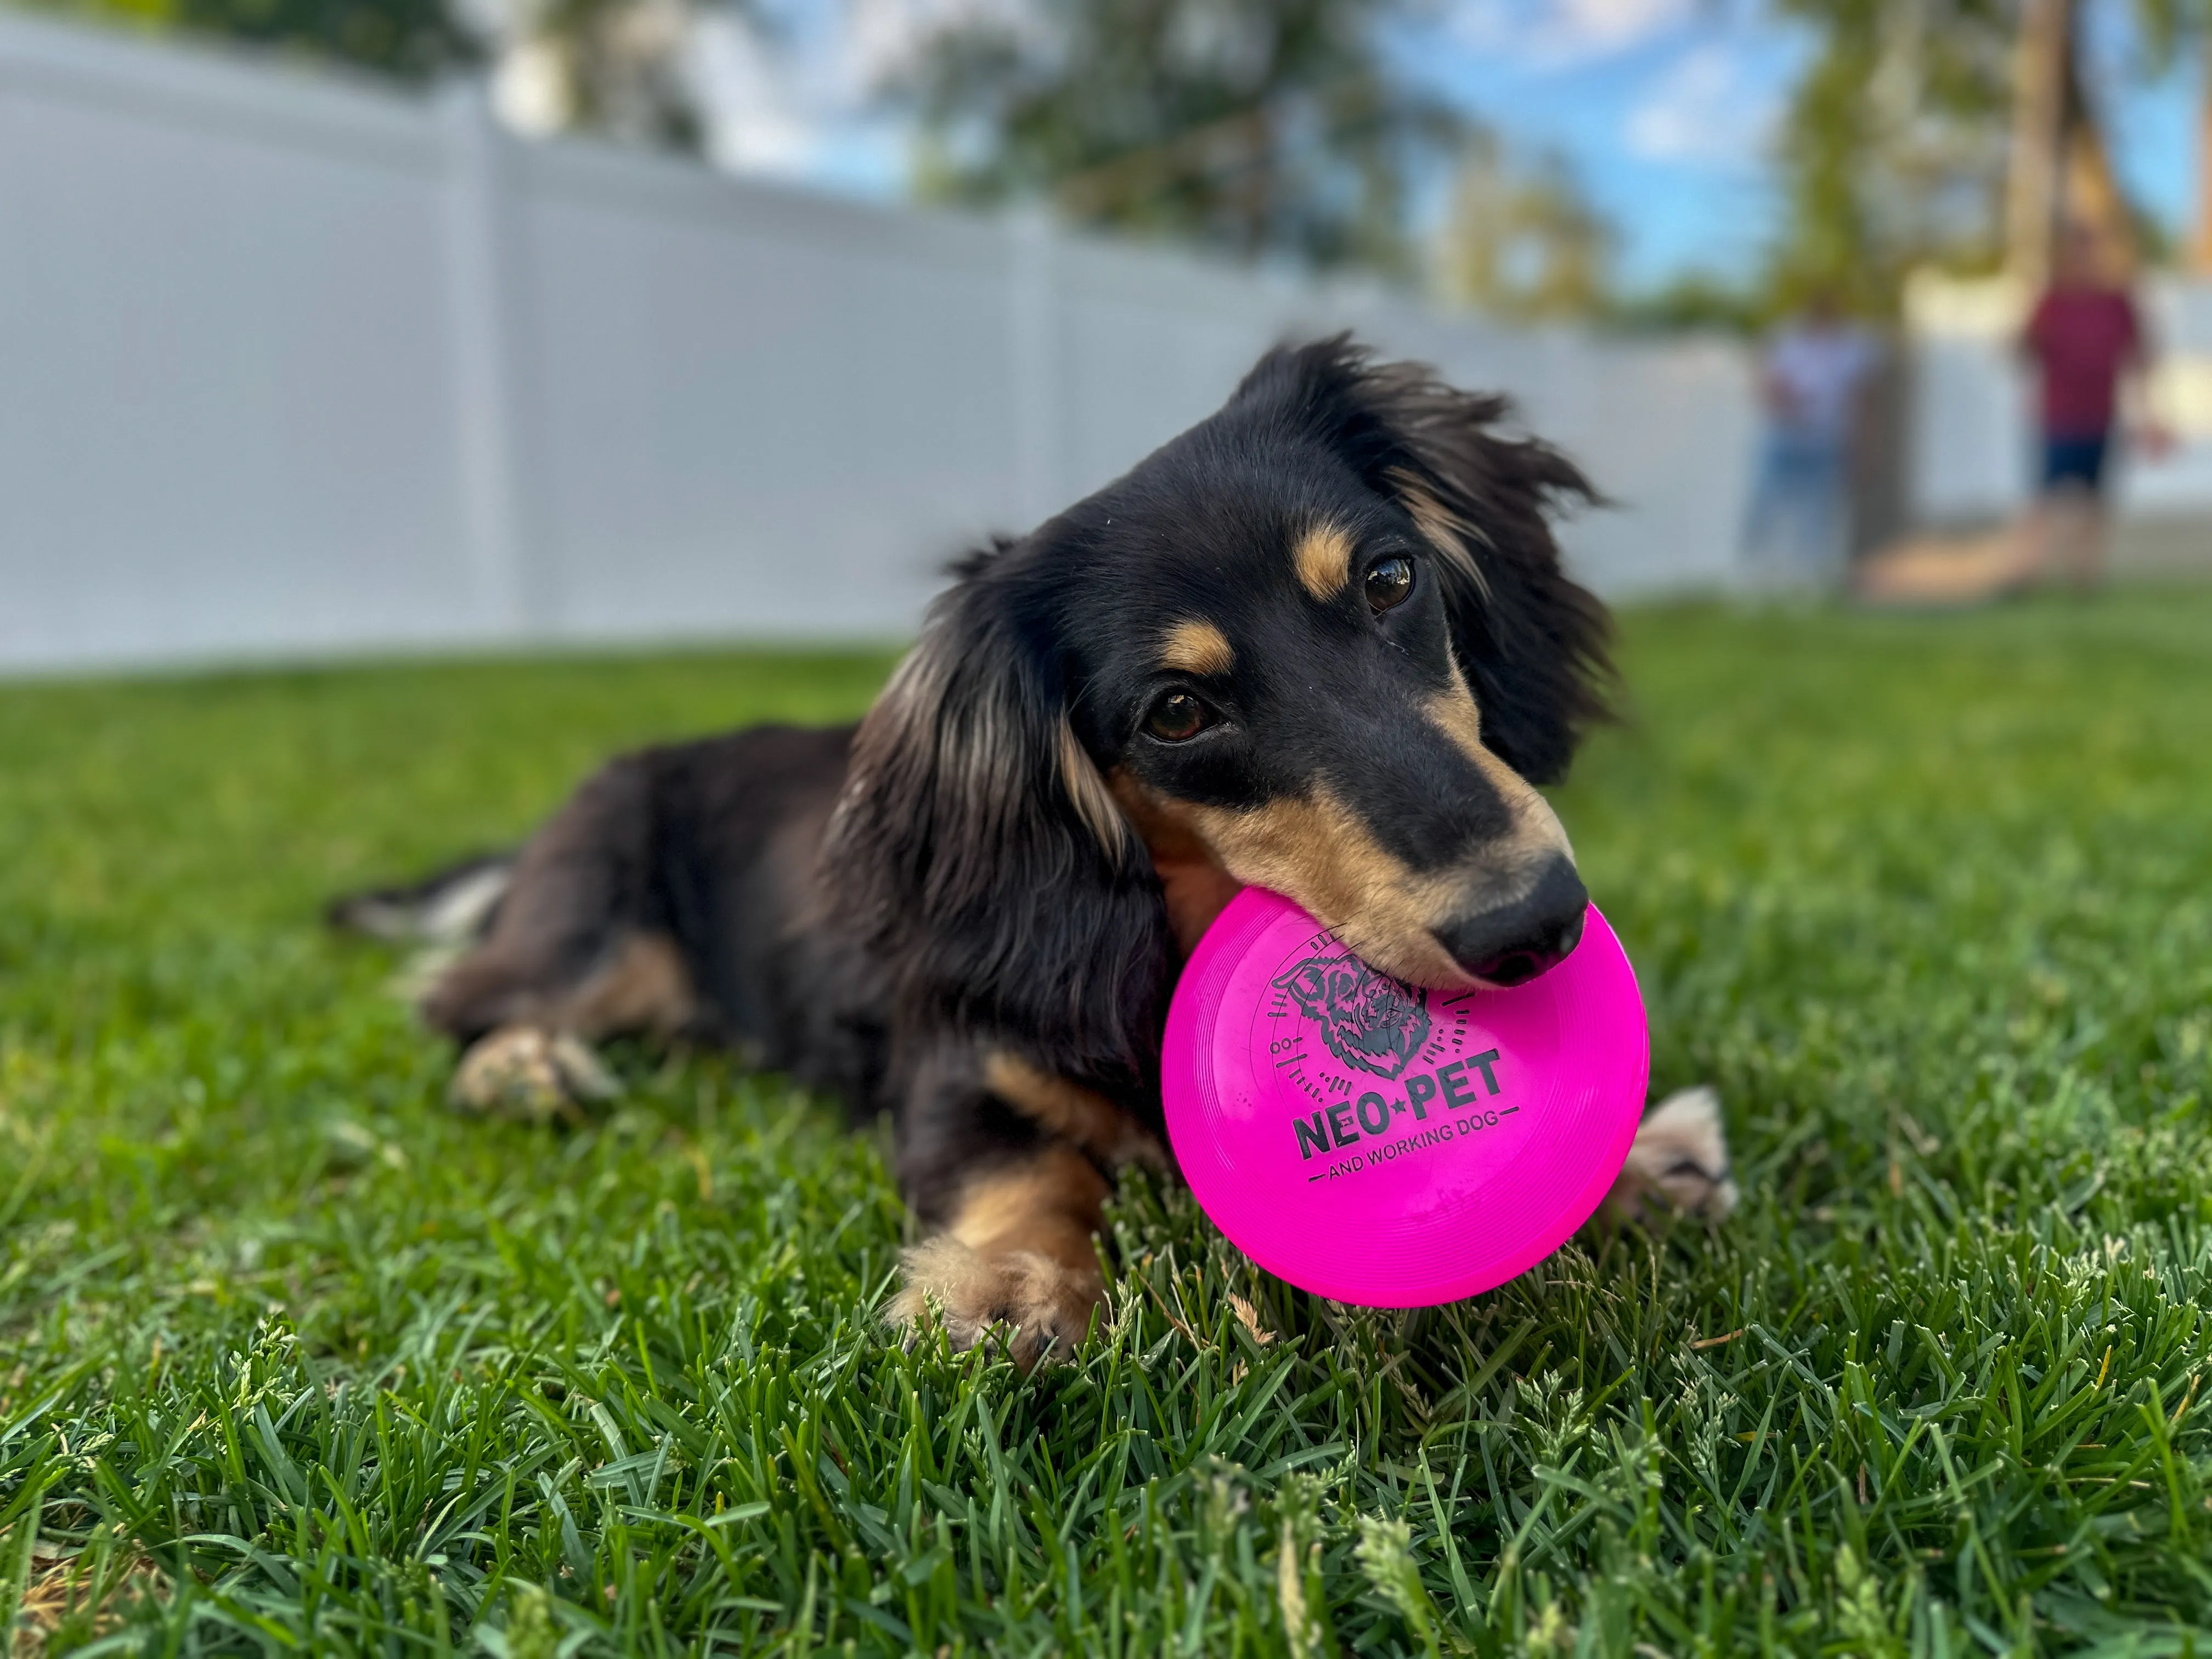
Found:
<box><xmin>683</xmin><ymin>0</ymin><xmax>2204</xmax><ymax>294</ymax></box>
<box><xmin>1387</xmin><ymin>0</ymin><xmax>1814</xmax><ymax>287</ymax></box>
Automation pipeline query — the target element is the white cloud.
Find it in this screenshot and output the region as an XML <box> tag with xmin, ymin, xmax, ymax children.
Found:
<box><xmin>1623</xmin><ymin>42</ymin><xmax>1779</xmax><ymax>167</ymax></box>
<box><xmin>1447</xmin><ymin>0</ymin><xmax>1696</xmax><ymax>68</ymax></box>
<box><xmin>693</xmin><ymin>14</ymin><xmax>821</xmax><ymax>173</ymax></box>
<box><xmin>1548</xmin><ymin>0</ymin><xmax>1695</xmax><ymax>55</ymax></box>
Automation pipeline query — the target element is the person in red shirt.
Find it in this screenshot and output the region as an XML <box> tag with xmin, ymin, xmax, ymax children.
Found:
<box><xmin>2017</xmin><ymin>224</ymin><xmax>2163</xmax><ymax>590</ymax></box>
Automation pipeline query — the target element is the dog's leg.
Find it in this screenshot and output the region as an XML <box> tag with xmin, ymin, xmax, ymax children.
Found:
<box><xmin>449</xmin><ymin>1026</ymin><xmax>621</xmax><ymax>1122</ymax></box>
<box><xmin>980</xmin><ymin>1049</ymin><xmax>1167</xmax><ymax>1172</ymax></box>
<box><xmin>887</xmin><ymin>1142</ymin><xmax>1111</xmax><ymax>1369</ymax></box>
<box><xmin>1607</xmin><ymin>1086</ymin><xmax>1739</xmax><ymax>1221</ymax></box>
<box><xmin>445</xmin><ymin>932</ymin><xmax>698</xmax><ymax>1120</ymax></box>
<box><xmin>418</xmin><ymin>755</ymin><xmax>702</xmax><ymax>1121</ymax></box>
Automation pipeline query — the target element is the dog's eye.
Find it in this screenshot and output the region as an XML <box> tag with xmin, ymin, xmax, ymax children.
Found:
<box><xmin>1365</xmin><ymin>555</ymin><xmax>1414</xmax><ymax>614</ymax></box>
<box><xmin>1144</xmin><ymin>690</ymin><xmax>1210</xmax><ymax>743</ymax></box>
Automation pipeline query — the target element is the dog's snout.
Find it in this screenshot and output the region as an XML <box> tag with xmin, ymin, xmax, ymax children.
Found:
<box><xmin>1434</xmin><ymin>856</ymin><xmax>1589</xmax><ymax>988</ymax></box>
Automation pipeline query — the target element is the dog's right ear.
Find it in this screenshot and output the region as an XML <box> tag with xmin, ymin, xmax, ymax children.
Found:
<box><xmin>823</xmin><ymin>546</ymin><xmax>1172</xmax><ymax>1079</ymax></box>
<box><xmin>1237</xmin><ymin>336</ymin><xmax>1615</xmax><ymax>786</ymax></box>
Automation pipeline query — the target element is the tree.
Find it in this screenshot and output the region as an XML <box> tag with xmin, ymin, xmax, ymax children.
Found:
<box><xmin>1768</xmin><ymin>0</ymin><xmax>2018</xmax><ymax>309</ymax></box>
<box><xmin>55</xmin><ymin>0</ymin><xmax>479</xmax><ymax>80</ymax></box>
<box><xmin>53</xmin><ymin>0</ymin><xmax>730</xmax><ymax>149</ymax></box>
<box><xmin>1433</xmin><ymin>135</ymin><xmax>1616</xmax><ymax>320</ymax></box>
<box><xmin>888</xmin><ymin>0</ymin><xmax>1466</xmax><ymax>275</ymax></box>
<box><xmin>1773</xmin><ymin>0</ymin><xmax>2209</xmax><ymax>300</ymax></box>
<box><xmin>2201</xmin><ymin>37</ymin><xmax>2212</xmax><ymax>270</ymax></box>
<box><xmin>2129</xmin><ymin>0</ymin><xmax>2212</xmax><ymax>269</ymax></box>
<box><xmin>497</xmin><ymin>0</ymin><xmax>708</xmax><ymax>148</ymax></box>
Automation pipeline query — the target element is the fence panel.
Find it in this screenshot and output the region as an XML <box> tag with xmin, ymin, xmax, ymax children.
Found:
<box><xmin>1</xmin><ymin>10</ymin><xmax>1765</xmax><ymax>675</ymax></box>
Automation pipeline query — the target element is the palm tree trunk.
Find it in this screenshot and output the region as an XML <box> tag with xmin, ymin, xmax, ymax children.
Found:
<box><xmin>2194</xmin><ymin>32</ymin><xmax>2212</xmax><ymax>274</ymax></box>
<box><xmin>2060</xmin><ymin>32</ymin><xmax>2136</xmax><ymax>274</ymax></box>
<box><xmin>2006</xmin><ymin>0</ymin><xmax>2071</xmax><ymax>285</ymax></box>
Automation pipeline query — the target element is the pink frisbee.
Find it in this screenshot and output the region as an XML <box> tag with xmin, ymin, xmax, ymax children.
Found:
<box><xmin>1161</xmin><ymin>888</ymin><xmax>1649</xmax><ymax>1307</ymax></box>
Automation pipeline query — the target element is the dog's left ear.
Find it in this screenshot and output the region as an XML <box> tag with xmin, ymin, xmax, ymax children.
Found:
<box><xmin>1252</xmin><ymin>338</ymin><xmax>1615</xmax><ymax>785</ymax></box>
<box><xmin>822</xmin><ymin>544</ymin><xmax>1173</xmax><ymax>1079</ymax></box>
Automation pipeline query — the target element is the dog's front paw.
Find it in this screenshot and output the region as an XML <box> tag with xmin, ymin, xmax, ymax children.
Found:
<box><xmin>450</xmin><ymin>1025</ymin><xmax>619</xmax><ymax>1121</ymax></box>
<box><xmin>886</xmin><ymin>1236</ymin><xmax>1108</xmax><ymax>1369</ymax></box>
<box><xmin>1610</xmin><ymin>1086</ymin><xmax>1739</xmax><ymax>1222</ymax></box>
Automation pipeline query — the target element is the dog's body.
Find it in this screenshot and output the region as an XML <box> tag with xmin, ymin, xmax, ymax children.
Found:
<box><xmin>336</xmin><ymin>339</ymin><xmax>1736</xmax><ymax>1364</ymax></box>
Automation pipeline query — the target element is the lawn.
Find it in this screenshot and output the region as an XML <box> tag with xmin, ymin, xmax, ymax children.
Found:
<box><xmin>3</xmin><ymin>592</ymin><xmax>2210</xmax><ymax>1656</ymax></box>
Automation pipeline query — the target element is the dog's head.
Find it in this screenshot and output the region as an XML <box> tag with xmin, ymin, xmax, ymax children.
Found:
<box><xmin>827</xmin><ymin>336</ymin><xmax>1612</xmax><ymax>1075</ymax></box>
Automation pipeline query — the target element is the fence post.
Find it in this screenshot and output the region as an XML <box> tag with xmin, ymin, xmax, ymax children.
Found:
<box><xmin>441</xmin><ymin>82</ymin><xmax>537</xmax><ymax>641</ymax></box>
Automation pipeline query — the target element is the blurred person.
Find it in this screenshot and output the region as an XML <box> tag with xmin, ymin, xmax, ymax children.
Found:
<box><xmin>1741</xmin><ymin>289</ymin><xmax>1880</xmax><ymax>591</ymax></box>
<box><xmin>2013</xmin><ymin>224</ymin><xmax>2166</xmax><ymax>592</ymax></box>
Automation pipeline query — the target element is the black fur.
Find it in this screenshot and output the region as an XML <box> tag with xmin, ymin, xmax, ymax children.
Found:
<box><xmin>1255</xmin><ymin>348</ymin><xmax>1612</xmax><ymax>785</ymax></box>
<box><xmin>826</xmin><ymin>545</ymin><xmax>1174</xmax><ymax>1092</ymax></box>
<box><xmin>340</xmin><ymin>336</ymin><xmax>1615</xmax><ymax>1310</ymax></box>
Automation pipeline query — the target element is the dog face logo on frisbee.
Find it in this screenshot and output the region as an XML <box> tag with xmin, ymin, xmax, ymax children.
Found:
<box><xmin>1270</xmin><ymin>954</ymin><xmax>1432</xmax><ymax>1080</ymax></box>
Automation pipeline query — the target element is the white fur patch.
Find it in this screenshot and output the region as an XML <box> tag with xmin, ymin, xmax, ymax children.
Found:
<box><xmin>449</xmin><ymin>1025</ymin><xmax>619</xmax><ymax>1120</ymax></box>
<box><xmin>1614</xmin><ymin>1085</ymin><xmax>1739</xmax><ymax>1221</ymax></box>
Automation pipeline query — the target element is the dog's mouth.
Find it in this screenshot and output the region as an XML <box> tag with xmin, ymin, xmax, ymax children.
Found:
<box><xmin>1154</xmin><ymin>857</ymin><xmax>1590</xmax><ymax>994</ymax></box>
<box><xmin>1110</xmin><ymin>772</ymin><xmax>1588</xmax><ymax>988</ymax></box>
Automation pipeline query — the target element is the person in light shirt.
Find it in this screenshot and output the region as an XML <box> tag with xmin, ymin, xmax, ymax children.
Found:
<box><xmin>1741</xmin><ymin>287</ymin><xmax>1881</xmax><ymax>590</ymax></box>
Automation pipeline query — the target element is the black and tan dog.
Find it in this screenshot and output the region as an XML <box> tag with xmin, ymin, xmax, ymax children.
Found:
<box><xmin>335</xmin><ymin>337</ymin><xmax>1736</xmax><ymax>1364</ymax></box>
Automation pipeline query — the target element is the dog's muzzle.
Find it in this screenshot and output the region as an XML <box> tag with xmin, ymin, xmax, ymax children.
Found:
<box><xmin>1432</xmin><ymin>854</ymin><xmax>1589</xmax><ymax>988</ymax></box>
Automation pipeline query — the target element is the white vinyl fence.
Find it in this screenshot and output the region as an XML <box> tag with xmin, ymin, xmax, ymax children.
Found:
<box><xmin>0</xmin><ymin>9</ymin><xmax>1762</xmax><ymax>673</ymax></box>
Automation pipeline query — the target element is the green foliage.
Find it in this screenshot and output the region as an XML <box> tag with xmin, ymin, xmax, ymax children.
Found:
<box><xmin>2129</xmin><ymin>0</ymin><xmax>2212</xmax><ymax>71</ymax></box>
<box><xmin>1768</xmin><ymin>0</ymin><xmax>2212</xmax><ymax>306</ymax></box>
<box><xmin>5</xmin><ymin>592</ymin><xmax>2212</xmax><ymax>1652</ymax></box>
<box><xmin>40</xmin><ymin>0</ymin><xmax>478</xmax><ymax>84</ymax></box>
<box><xmin>1768</xmin><ymin>0</ymin><xmax>2017</xmax><ymax>312</ymax></box>
<box><xmin>1434</xmin><ymin>138</ymin><xmax>1617</xmax><ymax>324</ymax></box>
<box><xmin>500</xmin><ymin>0</ymin><xmax>719</xmax><ymax>151</ymax></box>
<box><xmin>1607</xmin><ymin>271</ymin><xmax>1770</xmax><ymax>336</ymax></box>
<box><xmin>892</xmin><ymin>0</ymin><xmax>1466</xmax><ymax>275</ymax></box>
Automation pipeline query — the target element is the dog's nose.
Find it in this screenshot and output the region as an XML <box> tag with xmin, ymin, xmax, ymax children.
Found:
<box><xmin>1433</xmin><ymin>855</ymin><xmax>1589</xmax><ymax>987</ymax></box>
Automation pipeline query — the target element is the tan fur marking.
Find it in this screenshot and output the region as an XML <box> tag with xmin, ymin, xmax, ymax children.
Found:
<box><xmin>946</xmin><ymin>1143</ymin><xmax>1109</xmax><ymax>1256</ymax></box>
<box><xmin>1388</xmin><ymin>467</ymin><xmax>1492</xmax><ymax>602</ymax></box>
<box><xmin>1058</xmin><ymin>716</ymin><xmax>1134</xmax><ymax>864</ymax></box>
<box><xmin>885</xmin><ymin>1144</ymin><xmax>1111</xmax><ymax>1367</ymax></box>
<box><xmin>1121</xmin><ymin>735</ymin><xmax>1572</xmax><ymax>989</ymax></box>
<box><xmin>1292</xmin><ymin>522</ymin><xmax>1356</xmax><ymax>601</ymax></box>
<box><xmin>1109</xmin><ymin>769</ymin><xmax>1247</xmax><ymax>955</ymax></box>
<box><xmin>1424</xmin><ymin>669</ymin><xmax>1575</xmax><ymax>869</ymax></box>
<box><xmin>1159</xmin><ymin>618</ymin><xmax>1235</xmax><ymax>677</ymax></box>
<box><xmin>450</xmin><ymin>1025</ymin><xmax>618</xmax><ymax>1120</ymax></box>
<box><xmin>560</xmin><ymin>933</ymin><xmax>698</xmax><ymax>1039</ymax></box>
<box><xmin>984</xmin><ymin>1051</ymin><xmax>1167</xmax><ymax>1169</ymax></box>
<box><xmin>1181</xmin><ymin>787</ymin><xmax>1475</xmax><ymax>986</ymax></box>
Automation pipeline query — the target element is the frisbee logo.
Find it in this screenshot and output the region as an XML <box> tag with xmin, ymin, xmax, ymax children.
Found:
<box><xmin>1270</xmin><ymin>954</ymin><xmax>1432</xmax><ymax>1081</ymax></box>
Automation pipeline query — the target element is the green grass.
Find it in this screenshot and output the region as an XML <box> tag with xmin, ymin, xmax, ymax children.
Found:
<box><xmin>3</xmin><ymin>594</ymin><xmax>2210</xmax><ymax>1656</ymax></box>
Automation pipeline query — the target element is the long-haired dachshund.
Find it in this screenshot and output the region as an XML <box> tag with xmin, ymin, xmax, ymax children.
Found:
<box><xmin>335</xmin><ymin>337</ymin><xmax>1736</xmax><ymax>1365</ymax></box>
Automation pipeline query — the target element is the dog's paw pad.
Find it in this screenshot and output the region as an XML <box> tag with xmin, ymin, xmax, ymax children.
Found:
<box><xmin>885</xmin><ymin>1237</ymin><xmax>1107</xmax><ymax>1369</ymax></box>
<box><xmin>1617</xmin><ymin>1086</ymin><xmax>1739</xmax><ymax>1221</ymax></box>
<box><xmin>450</xmin><ymin>1026</ymin><xmax>619</xmax><ymax>1121</ymax></box>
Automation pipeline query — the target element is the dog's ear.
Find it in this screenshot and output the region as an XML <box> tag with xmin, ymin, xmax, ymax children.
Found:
<box><xmin>1246</xmin><ymin>337</ymin><xmax>1615</xmax><ymax>785</ymax></box>
<box><xmin>823</xmin><ymin>545</ymin><xmax>1172</xmax><ymax>1077</ymax></box>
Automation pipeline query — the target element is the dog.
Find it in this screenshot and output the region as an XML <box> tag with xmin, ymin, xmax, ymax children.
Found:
<box><xmin>332</xmin><ymin>336</ymin><xmax>1737</xmax><ymax>1366</ymax></box>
